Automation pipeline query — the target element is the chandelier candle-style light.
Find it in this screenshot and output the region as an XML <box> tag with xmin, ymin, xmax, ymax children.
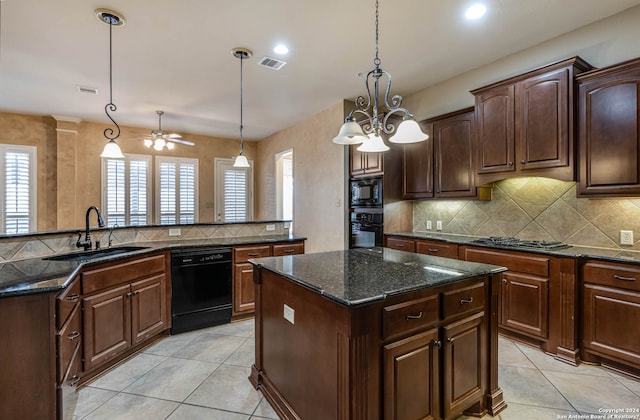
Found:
<box><xmin>97</xmin><ymin>8</ymin><xmax>125</xmax><ymax>159</ymax></box>
<box><xmin>232</xmin><ymin>47</ymin><xmax>252</xmax><ymax>168</ymax></box>
<box><xmin>332</xmin><ymin>0</ymin><xmax>428</xmax><ymax>152</ymax></box>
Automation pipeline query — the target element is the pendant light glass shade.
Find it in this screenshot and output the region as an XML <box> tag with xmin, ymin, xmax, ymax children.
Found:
<box><xmin>357</xmin><ymin>133</ymin><xmax>389</xmax><ymax>152</ymax></box>
<box><xmin>100</xmin><ymin>139</ymin><xmax>125</xmax><ymax>158</ymax></box>
<box><xmin>389</xmin><ymin>118</ymin><xmax>429</xmax><ymax>144</ymax></box>
<box><xmin>332</xmin><ymin>118</ymin><xmax>368</xmax><ymax>145</ymax></box>
<box><xmin>233</xmin><ymin>154</ymin><xmax>250</xmax><ymax>168</ymax></box>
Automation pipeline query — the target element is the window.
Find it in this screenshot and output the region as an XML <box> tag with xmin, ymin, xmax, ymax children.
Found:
<box><xmin>214</xmin><ymin>158</ymin><xmax>253</xmax><ymax>222</ymax></box>
<box><xmin>156</xmin><ymin>157</ymin><xmax>198</xmax><ymax>224</ymax></box>
<box><xmin>0</xmin><ymin>145</ymin><xmax>37</xmax><ymax>234</ymax></box>
<box><xmin>102</xmin><ymin>154</ymin><xmax>151</xmax><ymax>227</ymax></box>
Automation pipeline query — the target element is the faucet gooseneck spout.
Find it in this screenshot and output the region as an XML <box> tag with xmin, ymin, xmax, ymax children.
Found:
<box><xmin>76</xmin><ymin>206</ymin><xmax>106</xmax><ymax>251</ymax></box>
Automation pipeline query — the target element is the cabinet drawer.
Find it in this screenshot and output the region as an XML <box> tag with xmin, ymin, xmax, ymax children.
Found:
<box><xmin>57</xmin><ymin>304</ymin><xmax>82</xmax><ymax>383</ymax></box>
<box><xmin>272</xmin><ymin>242</ymin><xmax>305</xmax><ymax>256</ymax></box>
<box><xmin>583</xmin><ymin>261</ymin><xmax>640</xmax><ymax>292</ymax></box>
<box><xmin>57</xmin><ymin>278</ymin><xmax>81</xmax><ymax>330</ymax></box>
<box><xmin>442</xmin><ymin>282</ymin><xmax>485</xmax><ymax>320</ymax></box>
<box><xmin>383</xmin><ymin>295</ymin><xmax>439</xmax><ymax>340</ymax></box>
<box><xmin>82</xmin><ymin>254</ymin><xmax>166</xmax><ymax>294</ymax></box>
<box><xmin>464</xmin><ymin>247</ymin><xmax>549</xmax><ymax>277</ymax></box>
<box><xmin>416</xmin><ymin>240</ymin><xmax>458</xmax><ymax>259</ymax></box>
<box><xmin>234</xmin><ymin>245</ymin><xmax>271</xmax><ymax>263</ymax></box>
<box><xmin>386</xmin><ymin>237</ymin><xmax>416</xmax><ymax>253</ymax></box>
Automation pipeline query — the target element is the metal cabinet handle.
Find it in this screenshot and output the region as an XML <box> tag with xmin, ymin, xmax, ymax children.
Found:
<box><xmin>66</xmin><ymin>294</ymin><xmax>79</xmax><ymax>301</ymax></box>
<box><xmin>460</xmin><ymin>297</ymin><xmax>474</xmax><ymax>304</ymax></box>
<box><xmin>433</xmin><ymin>340</ymin><xmax>441</xmax><ymax>348</ymax></box>
<box><xmin>284</xmin><ymin>249</ymin><xmax>295</xmax><ymax>254</ymax></box>
<box><xmin>428</xmin><ymin>248</ymin><xmax>439</xmax><ymax>252</ymax></box>
<box><xmin>520</xmin><ymin>160</ymin><xmax>525</xmax><ymax>164</ymax></box>
<box><xmin>396</xmin><ymin>244</ymin><xmax>405</xmax><ymax>248</ymax></box>
<box><xmin>502</xmin><ymin>279</ymin><xmax>507</xmax><ymax>284</ymax></box>
<box><xmin>508</xmin><ymin>161</ymin><xmax>513</xmax><ymax>166</ymax></box>
<box><xmin>248</xmin><ymin>253</ymin><xmax>259</xmax><ymax>257</ymax></box>
<box><xmin>69</xmin><ymin>375</ymin><xmax>80</xmax><ymax>387</ymax></box>
<box><xmin>406</xmin><ymin>312</ymin><xmax>423</xmax><ymax>320</ymax></box>
<box><xmin>126</xmin><ymin>292</ymin><xmax>133</xmax><ymax>298</ymax></box>
<box><xmin>67</xmin><ymin>331</ymin><xmax>80</xmax><ymax>341</ymax></box>
<box><xmin>134</xmin><ymin>290</ymin><xmax>140</xmax><ymax>295</ymax></box>
<box><xmin>613</xmin><ymin>275</ymin><xmax>636</xmax><ymax>282</ymax></box>
<box><xmin>447</xmin><ymin>337</ymin><xmax>454</xmax><ymax>343</ymax></box>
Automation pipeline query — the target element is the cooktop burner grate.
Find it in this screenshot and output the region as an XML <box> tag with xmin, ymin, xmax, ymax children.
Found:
<box><xmin>470</xmin><ymin>237</ymin><xmax>570</xmax><ymax>250</ymax></box>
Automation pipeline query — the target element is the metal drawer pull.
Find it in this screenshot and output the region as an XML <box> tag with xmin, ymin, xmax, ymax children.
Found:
<box><xmin>69</xmin><ymin>375</ymin><xmax>80</xmax><ymax>387</ymax></box>
<box><xmin>248</xmin><ymin>253</ymin><xmax>259</xmax><ymax>257</ymax></box>
<box><xmin>284</xmin><ymin>249</ymin><xmax>295</xmax><ymax>254</ymax></box>
<box><xmin>447</xmin><ymin>337</ymin><xmax>454</xmax><ymax>343</ymax></box>
<box><xmin>433</xmin><ymin>340</ymin><xmax>441</xmax><ymax>348</ymax></box>
<box><xmin>67</xmin><ymin>331</ymin><xmax>80</xmax><ymax>340</ymax></box>
<box><xmin>613</xmin><ymin>275</ymin><xmax>636</xmax><ymax>282</ymax></box>
<box><xmin>428</xmin><ymin>248</ymin><xmax>439</xmax><ymax>252</ymax></box>
<box><xmin>396</xmin><ymin>244</ymin><xmax>404</xmax><ymax>248</ymax></box>
<box><xmin>66</xmin><ymin>294</ymin><xmax>80</xmax><ymax>301</ymax></box>
<box><xmin>502</xmin><ymin>279</ymin><xmax>507</xmax><ymax>284</ymax></box>
<box><xmin>126</xmin><ymin>292</ymin><xmax>133</xmax><ymax>298</ymax></box>
<box><xmin>460</xmin><ymin>297</ymin><xmax>474</xmax><ymax>304</ymax></box>
<box><xmin>406</xmin><ymin>312</ymin><xmax>423</xmax><ymax>320</ymax></box>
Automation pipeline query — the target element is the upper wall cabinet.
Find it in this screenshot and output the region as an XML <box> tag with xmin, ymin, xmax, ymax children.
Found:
<box><xmin>577</xmin><ymin>57</ymin><xmax>640</xmax><ymax>197</ymax></box>
<box><xmin>350</xmin><ymin>144</ymin><xmax>384</xmax><ymax>177</ymax></box>
<box><xmin>403</xmin><ymin>108</ymin><xmax>476</xmax><ymax>199</ymax></box>
<box><xmin>471</xmin><ymin>57</ymin><xmax>593</xmax><ymax>185</ymax></box>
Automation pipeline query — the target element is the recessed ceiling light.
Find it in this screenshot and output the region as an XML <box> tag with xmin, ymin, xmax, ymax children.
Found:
<box><xmin>465</xmin><ymin>3</ymin><xmax>487</xmax><ymax>20</ymax></box>
<box><xmin>273</xmin><ymin>44</ymin><xmax>289</xmax><ymax>55</ymax></box>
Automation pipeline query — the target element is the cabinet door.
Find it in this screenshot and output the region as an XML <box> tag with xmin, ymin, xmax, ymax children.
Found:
<box><xmin>131</xmin><ymin>274</ymin><xmax>167</xmax><ymax>346</ymax></box>
<box><xmin>578</xmin><ymin>61</ymin><xmax>640</xmax><ymax>196</ymax></box>
<box><xmin>516</xmin><ymin>68</ymin><xmax>570</xmax><ymax>171</ymax></box>
<box><xmin>403</xmin><ymin>123</ymin><xmax>434</xmax><ymax>199</ymax></box>
<box><xmin>583</xmin><ymin>284</ymin><xmax>640</xmax><ymax>366</ymax></box>
<box><xmin>475</xmin><ymin>85</ymin><xmax>515</xmax><ymax>174</ymax></box>
<box><xmin>82</xmin><ymin>284</ymin><xmax>131</xmax><ymax>371</ymax></box>
<box><xmin>234</xmin><ymin>262</ymin><xmax>256</xmax><ymax>315</ymax></box>
<box><xmin>434</xmin><ymin>110</ymin><xmax>476</xmax><ymax>198</ymax></box>
<box><xmin>350</xmin><ymin>144</ymin><xmax>365</xmax><ymax>176</ymax></box>
<box><xmin>383</xmin><ymin>329</ymin><xmax>440</xmax><ymax>420</ymax></box>
<box><xmin>364</xmin><ymin>150</ymin><xmax>384</xmax><ymax>174</ymax></box>
<box><xmin>442</xmin><ymin>312</ymin><xmax>485</xmax><ymax>419</ymax></box>
<box><xmin>501</xmin><ymin>272</ymin><xmax>548</xmax><ymax>339</ymax></box>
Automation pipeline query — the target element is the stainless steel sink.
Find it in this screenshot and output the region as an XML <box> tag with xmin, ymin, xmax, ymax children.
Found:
<box><xmin>43</xmin><ymin>246</ymin><xmax>150</xmax><ymax>262</ymax></box>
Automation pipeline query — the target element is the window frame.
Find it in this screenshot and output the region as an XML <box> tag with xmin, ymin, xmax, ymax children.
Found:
<box><xmin>0</xmin><ymin>144</ymin><xmax>37</xmax><ymax>234</ymax></box>
<box><xmin>155</xmin><ymin>156</ymin><xmax>199</xmax><ymax>225</ymax></box>
<box><xmin>214</xmin><ymin>157</ymin><xmax>254</xmax><ymax>222</ymax></box>
<box><xmin>101</xmin><ymin>153</ymin><xmax>152</xmax><ymax>227</ymax></box>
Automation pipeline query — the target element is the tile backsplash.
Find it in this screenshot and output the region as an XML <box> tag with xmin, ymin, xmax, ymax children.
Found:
<box><xmin>413</xmin><ymin>177</ymin><xmax>640</xmax><ymax>251</ymax></box>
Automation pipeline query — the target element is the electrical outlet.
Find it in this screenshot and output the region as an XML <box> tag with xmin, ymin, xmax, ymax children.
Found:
<box><xmin>266</xmin><ymin>224</ymin><xmax>276</xmax><ymax>231</ymax></box>
<box><xmin>168</xmin><ymin>228</ymin><xmax>181</xmax><ymax>237</ymax></box>
<box><xmin>426</xmin><ymin>220</ymin><xmax>432</xmax><ymax>230</ymax></box>
<box><xmin>284</xmin><ymin>304</ymin><xmax>295</xmax><ymax>324</ymax></box>
<box><xmin>436</xmin><ymin>221</ymin><xmax>443</xmax><ymax>231</ymax></box>
<box><xmin>620</xmin><ymin>230</ymin><xmax>634</xmax><ymax>245</ymax></box>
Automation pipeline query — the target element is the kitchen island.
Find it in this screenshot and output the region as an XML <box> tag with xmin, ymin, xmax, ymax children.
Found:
<box><xmin>249</xmin><ymin>247</ymin><xmax>507</xmax><ymax>420</ymax></box>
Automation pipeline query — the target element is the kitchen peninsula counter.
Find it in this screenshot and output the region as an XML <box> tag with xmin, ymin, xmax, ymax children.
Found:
<box><xmin>249</xmin><ymin>248</ymin><xmax>507</xmax><ymax>420</ymax></box>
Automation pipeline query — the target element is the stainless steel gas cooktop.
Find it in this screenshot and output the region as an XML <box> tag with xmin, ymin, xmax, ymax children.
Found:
<box><xmin>470</xmin><ymin>237</ymin><xmax>570</xmax><ymax>250</ymax></box>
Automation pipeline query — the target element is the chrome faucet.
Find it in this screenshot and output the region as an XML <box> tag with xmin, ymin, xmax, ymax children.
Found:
<box><xmin>76</xmin><ymin>206</ymin><xmax>105</xmax><ymax>251</ymax></box>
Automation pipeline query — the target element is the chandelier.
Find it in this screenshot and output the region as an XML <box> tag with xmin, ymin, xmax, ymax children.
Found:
<box><xmin>232</xmin><ymin>47</ymin><xmax>252</xmax><ymax>168</ymax></box>
<box><xmin>332</xmin><ymin>0</ymin><xmax>428</xmax><ymax>152</ymax></box>
<box><xmin>97</xmin><ymin>9</ymin><xmax>125</xmax><ymax>159</ymax></box>
<box><xmin>144</xmin><ymin>138</ymin><xmax>175</xmax><ymax>151</ymax></box>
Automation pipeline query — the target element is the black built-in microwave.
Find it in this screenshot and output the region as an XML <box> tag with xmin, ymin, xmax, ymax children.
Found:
<box><xmin>350</xmin><ymin>176</ymin><xmax>382</xmax><ymax>207</ymax></box>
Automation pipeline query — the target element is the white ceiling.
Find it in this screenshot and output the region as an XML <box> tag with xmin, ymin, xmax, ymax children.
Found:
<box><xmin>1</xmin><ymin>0</ymin><xmax>640</xmax><ymax>141</ymax></box>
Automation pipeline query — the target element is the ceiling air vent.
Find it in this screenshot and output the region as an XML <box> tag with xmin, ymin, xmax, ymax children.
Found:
<box><xmin>258</xmin><ymin>56</ymin><xmax>287</xmax><ymax>71</ymax></box>
<box><xmin>76</xmin><ymin>85</ymin><xmax>99</xmax><ymax>95</ymax></box>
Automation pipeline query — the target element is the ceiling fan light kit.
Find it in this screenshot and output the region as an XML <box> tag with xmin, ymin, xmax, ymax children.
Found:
<box><xmin>132</xmin><ymin>110</ymin><xmax>195</xmax><ymax>151</ymax></box>
<box><xmin>232</xmin><ymin>47</ymin><xmax>252</xmax><ymax>168</ymax></box>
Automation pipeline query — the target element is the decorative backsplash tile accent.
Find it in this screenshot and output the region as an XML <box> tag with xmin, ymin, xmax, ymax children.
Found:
<box><xmin>413</xmin><ymin>177</ymin><xmax>640</xmax><ymax>251</ymax></box>
<box><xmin>0</xmin><ymin>222</ymin><xmax>291</xmax><ymax>261</ymax></box>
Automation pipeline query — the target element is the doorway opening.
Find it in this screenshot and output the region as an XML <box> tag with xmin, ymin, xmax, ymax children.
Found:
<box><xmin>276</xmin><ymin>149</ymin><xmax>293</xmax><ymax>230</ymax></box>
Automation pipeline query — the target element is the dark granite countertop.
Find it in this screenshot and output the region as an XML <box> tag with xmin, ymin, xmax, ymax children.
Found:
<box><xmin>385</xmin><ymin>231</ymin><xmax>640</xmax><ymax>264</ymax></box>
<box><xmin>0</xmin><ymin>235</ymin><xmax>305</xmax><ymax>298</ymax></box>
<box><xmin>250</xmin><ymin>247</ymin><xmax>506</xmax><ymax>307</ymax></box>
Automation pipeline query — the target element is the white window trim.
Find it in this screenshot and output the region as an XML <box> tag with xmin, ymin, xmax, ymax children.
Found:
<box><xmin>0</xmin><ymin>144</ymin><xmax>37</xmax><ymax>234</ymax></box>
<box><xmin>101</xmin><ymin>153</ymin><xmax>152</xmax><ymax>226</ymax></box>
<box><xmin>214</xmin><ymin>157</ymin><xmax>254</xmax><ymax>222</ymax></box>
<box><xmin>155</xmin><ymin>156</ymin><xmax>199</xmax><ymax>225</ymax></box>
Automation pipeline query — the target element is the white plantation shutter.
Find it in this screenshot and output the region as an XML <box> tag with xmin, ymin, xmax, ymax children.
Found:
<box><xmin>156</xmin><ymin>157</ymin><xmax>198</xmax><ymax>225</ymax></box>
<box><xmin>214</xmin><ymin>158</ymin><xmax>253</xmax><ymax>222</ymax></box>
<box><xmin>102</xmin><ymin>154</ymin><xmax>151</xmax><ymax>226</ymax></box>
<box><xmin>1</xmin><ymin>146</ymin><xmax>36</xmax><ymax>234</ymax></box>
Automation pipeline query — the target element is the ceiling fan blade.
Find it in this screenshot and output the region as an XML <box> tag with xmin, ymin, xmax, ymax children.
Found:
<box><xmin>168</xmin><ymin>138</ymin><xmax>195</xmax><ymax>146</ymax></box>
<box><xmin>165</xmin><ymin>133</ymin><xmax>182</xmax><ymax>139</ymax></box>
<box><xmin>127</xmin><ymin>137</ymin><xmax>148</xmax><ymax>141</ymax></box>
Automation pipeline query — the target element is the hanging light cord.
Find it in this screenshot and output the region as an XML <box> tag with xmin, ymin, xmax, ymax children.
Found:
<box><xmin>374</xmin><ymin>0</ymin><xmax>380</xmax><ymax>67</ymax></box>
<box><xmin>239</xmin><ymin>52</ymin><xmax>245</xmax><ymax>155</ymax></box>
<box><xmin>103</xmin><ymin>15</ymin><xmax>120</xmax><ymax>141</ymax></box>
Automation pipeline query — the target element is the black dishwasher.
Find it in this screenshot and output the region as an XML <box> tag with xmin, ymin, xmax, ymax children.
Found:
<box><xmin>171</xmin><ymin>247</ymin><xmax>232</xmax><ymax>334</ymax></box>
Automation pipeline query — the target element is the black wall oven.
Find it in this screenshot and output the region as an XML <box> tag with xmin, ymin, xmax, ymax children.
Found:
<box><xmin>171</xmin><ymin>247</ymin><xmax>232</xmax><ymax>334</ymax></box>
<box><xmin>350</xmin><ymin>211</ymin><xmax>383</xmax><ymax>248</ymax></box>
<box><xmin>350</xmin><ymin>176</ymin><xmax>383</xmax><ymax>207</ymax></box>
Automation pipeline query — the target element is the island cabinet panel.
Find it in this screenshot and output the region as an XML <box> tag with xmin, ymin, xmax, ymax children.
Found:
<box><xmin>81</xmin><ymin>252</ymin><xmax>169</xmax><ymax>375</ymax></box>
<box><xmin>472</xmin><ymin>56</ymin><xmax>592</xmax><ymax>184</ymax></box>
<box><xmin>577</xmin><ymin>57</ymin><xmax>640</xmax><ymax>197</ymax></box>
<box><xmin>582</xmin><ymin>260</ymin><xmax>640</xmax><ymax>373</ymax></box>
<box><xmin>461</xmin><ymin>246</ymin><xmax>578</xmax><ymax>364</ymax></box>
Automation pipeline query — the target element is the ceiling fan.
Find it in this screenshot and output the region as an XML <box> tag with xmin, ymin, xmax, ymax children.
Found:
<box><xmin>129</xmin><ymin>110</ymin><xmax>195</xmax><ymax>151</ymax></box>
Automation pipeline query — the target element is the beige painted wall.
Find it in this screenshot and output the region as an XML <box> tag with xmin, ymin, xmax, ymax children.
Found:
<box><xmin>256</xmin><ymin>101</ymin><xmax>348</xmax><ymax>253</ymax></box>
<box><xmin>0</xmin><ymin>110</ymin><xmax>256</xmax><ymax>231</ymax></box>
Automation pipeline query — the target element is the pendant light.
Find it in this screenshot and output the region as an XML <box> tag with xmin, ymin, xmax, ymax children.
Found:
<box><xmin>97</xmin><ymin>9</ymin><xmax>125</xmax><ymax>159</ymax></box>
<box><xmin>232</xmin><ymin>47</ymin><xmax>252</xmax><ymax>168</ymax></box>
<box><xmin>333</xmin><ymin>0</ymin><xmax>428</xmax><ymax>151</ymax></box>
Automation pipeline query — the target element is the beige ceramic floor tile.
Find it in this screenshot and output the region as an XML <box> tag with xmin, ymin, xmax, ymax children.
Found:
<box><xmin>204</xmin><ymin>319</ymin><xmax>255</xmax><ymax>337</ymax></box>
<box><xmin>143</xmin><ymin>332</ymin><xmax>198</xmax><ymax>357</ymax></box>
<box><xmin>516</xmin><ymin>341</ymin><xmax>611</xmax><ymax>377</ymax></box>
<box><xmin>494</xmin><ymin>402</ymin><xmax>580</xmax><ymax>419</ymax></box>
<box><xmin>225</xmin><ymin>337</ymin><xmax>255</xmax><ymax>367</ymax></box>
<box><xmin>251</xmin><ymin>397</ymin><xmax>280</xmax><ymax>419</ymax></box>
<box><xmin>69</xmin><ymin>386</ymin><xmax>117</xmax><ymax>419</ymax></box>
<box><xmin>166</xmin><ymin>403</ymin><xmax>250</xmax><ymax>420</ymax></box>
<box><xmin>174</xmin><ymin>332</ymin><xmax>247</xmax><ymax>363</ymax></box>
<box><xmin>88</xmin><ymin>353</ymin><xmax>167</xmax><ymax>391</ymax></box>
<box><xmin>82</xmin><ymin>393</ymin><xmax>179</xmax><ymax>420</ymax></box>
<box><xmin>499</xmin><ymin>365</ymin><xmax>574</xmax><ymax>411</ymax></box>
<box><xmin>186</xmin><ymin>365</ymin><xmax>262</xmax><ymax>414</ymax></box>
<box><xmin>499</xmin><ymin>336</ymin><xmax>536</xmax><ymax>369</ymax></box>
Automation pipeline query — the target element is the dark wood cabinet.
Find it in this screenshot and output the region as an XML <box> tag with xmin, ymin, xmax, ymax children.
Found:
<box><xmin>350</xmin><ymin>144</ymin><xmax>383</xmax><ymax>177</ymax></box>
<box><xmin>416</xmin><ymin>239</ymin><xmax>459</xmax><ymax>259</ymax></box>
<box><xmin>402</xmin><ymin>109</ymin><xmax>476</xmax><ymax>200</ymax></box>
<box><xmin>131</xmin><ymin>274</ymin><xmax>167</xmax><ymax>345</ymax></box>
<box><xmin>232</xmin><ymin>241</ymin><xmax>305</xmax><ymax>318</ymax></box>
<box><xmin>385</xmin><ymin>235</ymin><xmax>416</xmax><ymax>253</ymax></box>
<box><xmin>500</xmin><ymin>272</ymin><xmax>548</xmax><ymax>339</ymax></box>
<box><xmin>577</xmin><ymin>57</ymin><xmax>640</xmax><ymax>197</ymax></box>
<box><xmin>582</xmin><ymin>260</ymin><xmax>640</xmax><ymax>372</ymax></box>
<box><xmin>472</xmin><ymin>57</ymin><xmax>592</xmax><ymax>184</ymax></box>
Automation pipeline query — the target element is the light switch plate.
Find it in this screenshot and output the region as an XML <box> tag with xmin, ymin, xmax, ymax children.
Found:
<box><xmin>284</xmin><ymin>304</ymin><xmax>295</xmax><ymax>324</ymax></box>
<box><xmin>620</xmin><ymin>230</ymin><xmax>634</xmax><ymax>245</ymax></box>
<box><xmin>168</xmin><ymin>228</ymin><xmax>181</xmax><ymax>237</ymax></box>
<box><xmin>426</xmin><ymin>221</ymin><xmax>432</xmax><ymax>230</ymax></box>
<box><xmin>436</xmin><ymin>221</ymin><xmax>443</xmax><ymax>231</ymax></box>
